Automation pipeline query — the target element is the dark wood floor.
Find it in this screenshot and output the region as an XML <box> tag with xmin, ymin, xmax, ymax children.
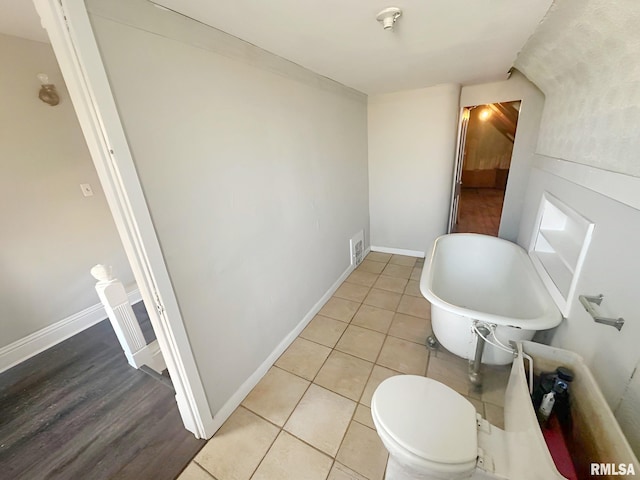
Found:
<box><xmin>0</xmin><ymin>303</ymin><xmax>205</xmax><ymax>479</ymax></box>
<box><xmin>454</xmin><ymin>187</ymin><xmax>505</xmax><ymax>236</ymax></box>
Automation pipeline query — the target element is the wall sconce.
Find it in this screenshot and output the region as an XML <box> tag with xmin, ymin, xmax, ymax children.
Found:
<box><xmin>37</xmin><ymin>73</ymin><xmax>60</xmax><ymax>106</ymax></box>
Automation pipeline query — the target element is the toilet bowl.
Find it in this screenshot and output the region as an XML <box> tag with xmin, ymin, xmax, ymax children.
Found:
<box><xmin>371</xmin><ymin>346</ymin><xmax>566</xmax><ymax>480</ymax></box>
<box><xmin>372</xmin><ymin>376</ymin><xmax>482</xmax><ymax>479</ymax></box>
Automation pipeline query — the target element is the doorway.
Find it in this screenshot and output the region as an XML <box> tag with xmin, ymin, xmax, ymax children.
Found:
<box><xmin>450</xmin><ymin>101</ymin><xmax>521</xmax><ymax>236</ymax></box>
<box><xmin>34</xmin><ymin>0</ymin><xmax>215</xmax><ymax>439</ymax></box>
<box><xmin>0</xmin><ymin>4</ymin><xmax>206</xmax><ymax>473</ymax></box>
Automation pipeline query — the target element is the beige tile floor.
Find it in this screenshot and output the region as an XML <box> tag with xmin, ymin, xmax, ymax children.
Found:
<box><xmin>179</xmin><ymin>253</ymin><xmax>509</xmax><ymax>480</ymax></box>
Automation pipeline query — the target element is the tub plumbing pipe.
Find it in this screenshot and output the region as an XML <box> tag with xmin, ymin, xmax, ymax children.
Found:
<box><xmin>469</xmin><ymin>323</ymin><xmax>491</xmax><ymax>388</ymax></box>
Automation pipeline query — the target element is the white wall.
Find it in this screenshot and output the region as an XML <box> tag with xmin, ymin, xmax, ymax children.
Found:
<box><xmin>86</xmin><ymin>0</ymin><xmax>369</xmax><ymax>414</ymax></box>
<box><xmin>368</xmin><ymin>84</ymin><xmax>460</xmax><ymax>255</ymax></box>
<box><xmin>517</xmin><ymin>162</ymin><xmax>640</xmax><ymax>455</ymax></box>
<box><xmin>460</xmin><ymin>71</ymin><xmax>545</xmax><ymax>242</ymax></box>
<box><xmin>513</xmin><ymin>0</ymin><xmax>640</xmax><ymax>455</ymax></box>
<box><xmin>514</xmin><ymin>0</ymin><xmax>640</xmax><ymax>177</ymax></box>
<box><xmin>0</xmin><ymin>33</ymin><xmax>132</xmax><ymax>349</ymax></box>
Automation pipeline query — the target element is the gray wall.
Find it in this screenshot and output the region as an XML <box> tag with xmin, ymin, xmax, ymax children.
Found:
<box><xmin>0</xmin><ymin>32</ymin><xmax>132</xmax><ymax>348</ymax></box>
<box><xmin>368</xmin><ymin>84</ymin><xmax>461</xmax><ymax>254</ymax></box>
<box><xmin>365</xmin><ymin>73</ymin><xmax>544</xmax><ymax>252</ymax></box>
<box><xmin>515</xmin><ymin>0</ymin><xmax>640</xmax><ymax>176</ymax></box>
<box><xmin>514</xmin><ymin>0</ymin><xmax>640</xmax><ymax>455</ymax></box>
<box><xmin>86</xmin><ymin>0</ymin><xmax>369</xmax><ymax>413</ymax></box>
<box><xmin>517</xmin><ymin>165</ymin><xmax>640</xmax><ymax>456</ymax></box>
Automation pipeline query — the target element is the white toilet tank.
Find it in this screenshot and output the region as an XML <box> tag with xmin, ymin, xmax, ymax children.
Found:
<box><xmin>509</xmin><ymin>341</ymin><xmax>640</xmax><ymax>479</ymax></box>
<box><xmin>372</xmin><ymin>341</ymin><xmax>639</xmax><ymax>479</ymax></box>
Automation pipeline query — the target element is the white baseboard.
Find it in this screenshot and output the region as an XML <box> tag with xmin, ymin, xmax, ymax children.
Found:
<box><xmin>0</xmin><ymin>289</ymin><xmax>142</xmax><ymax>374</ymax></box>
<box><xmin>132</xmin><ymin>339</ymin><xmax>166</xmax><ymax>374</ymax></box>
<box><xmin>208</xmin><ymin>258</ymin><xmax>361</xmax><ymax>434</ymax></box>
<box><xmin>370</xmin><ymin>245</ymin><xmax>425</xmax><ymax>258</ymax></box>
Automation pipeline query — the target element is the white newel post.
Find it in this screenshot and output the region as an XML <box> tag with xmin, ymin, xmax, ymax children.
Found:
<box><xmin>90</xmin><ymin>264</ymin><xmax>166</xmax><ymax>373</ymax></box>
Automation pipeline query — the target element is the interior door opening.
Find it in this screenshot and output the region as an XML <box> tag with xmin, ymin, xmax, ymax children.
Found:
<box><xmin>34</xmin><ymin>0</ymin><xmax>214</xmax><ymax>440</ymax></box>
<box><xmin>450</xmin><ymin>101</ymin><xmax>521</xmax><ymax>236</ymax></box>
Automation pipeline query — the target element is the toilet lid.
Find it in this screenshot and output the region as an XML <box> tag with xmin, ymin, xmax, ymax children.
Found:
<box><xmin>372</xmin><ymin>375</ymin><xmax>478</xmax><ymax>466</ymax></box>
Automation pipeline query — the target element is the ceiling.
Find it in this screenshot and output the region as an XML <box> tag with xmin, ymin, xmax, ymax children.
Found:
<box><xmin>481</xmin><ymin>102</ymin><xmax>520</xmax><ymax>143</ymax></box>
<box><xmin>1</xmin><ymin>0</ymin><xmax>553</xmax><ymax>94</ymax></box>
<box><xmin>0</xmin><ymin>0</ymin><xmax>49</xmax><ymax>43</ymax></box>
<box><xmin>152</xmin><ymin>0</ymin><xmax>553</xmax><ymax>94</ymax></box>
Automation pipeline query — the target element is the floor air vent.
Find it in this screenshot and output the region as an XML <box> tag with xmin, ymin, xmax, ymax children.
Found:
<box><xmin>350</xmin><ymin>230</ymin><xmax>365</xmax><ymax>267</ymax></box>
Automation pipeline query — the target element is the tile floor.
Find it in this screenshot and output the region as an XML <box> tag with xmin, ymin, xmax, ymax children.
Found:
<box><xmin>454</xmin><ymin>187</ymin><xmax>505</xmax><ymax>236</ymax></box>
<box><xmin>179</xmin><ymin>252</ymin><xmax>509</xmax><ymax>480</ymax></box>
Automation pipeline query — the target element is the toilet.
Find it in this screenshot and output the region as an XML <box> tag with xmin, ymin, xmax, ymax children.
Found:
<box><xmin>371</xmin><ymin>346</ymin><xmax>566</xmax><ymax>480</ymax></box>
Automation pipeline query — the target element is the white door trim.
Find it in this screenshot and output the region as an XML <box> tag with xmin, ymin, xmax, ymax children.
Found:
<box><xmin>447</xmin><ymin>107</ymin><xmax>469</xmax><ymax>233</ymax></box>
<box><xmin>33</xmin><ymin>0</ymin><xmax>215</xmax><ymax>439</ymax></box>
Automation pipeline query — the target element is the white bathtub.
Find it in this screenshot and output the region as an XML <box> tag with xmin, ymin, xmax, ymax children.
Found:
<box><xmin>420</xmin><ymin>234</ymin><xmax>562</xmax><ymax>365</ymax></box>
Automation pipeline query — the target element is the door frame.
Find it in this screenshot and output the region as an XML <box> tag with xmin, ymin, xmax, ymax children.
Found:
<box><xmin>447</xmin><ymin>107</ymin><xmax>471</xmax><ymax>233</ymax></box>
<box><xmin>33</xmin><ymin>0</ymin><xmax>215</xmax><ymax>438</ymax></box>
<box><xmin>448</xmin><ymin>102</ymin><xmax>521</xmax><ymax>236</ymax></box>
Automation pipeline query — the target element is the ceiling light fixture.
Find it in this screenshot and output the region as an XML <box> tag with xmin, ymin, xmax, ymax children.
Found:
<box><xmin>479</xmin><ymin>108</ymin><xmax>492</xmax><ymax>121</ymax></box>
<box><xmin>376</xmin><ymin>7</ymin><xmax>402</xmax><ymax>31</ymax></box>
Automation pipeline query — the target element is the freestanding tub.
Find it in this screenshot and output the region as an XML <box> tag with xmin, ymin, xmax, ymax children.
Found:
<box><xmin>420</xmin><ymin>234</ymin><xmax>562</xmax><ymax>365</ymax></box>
